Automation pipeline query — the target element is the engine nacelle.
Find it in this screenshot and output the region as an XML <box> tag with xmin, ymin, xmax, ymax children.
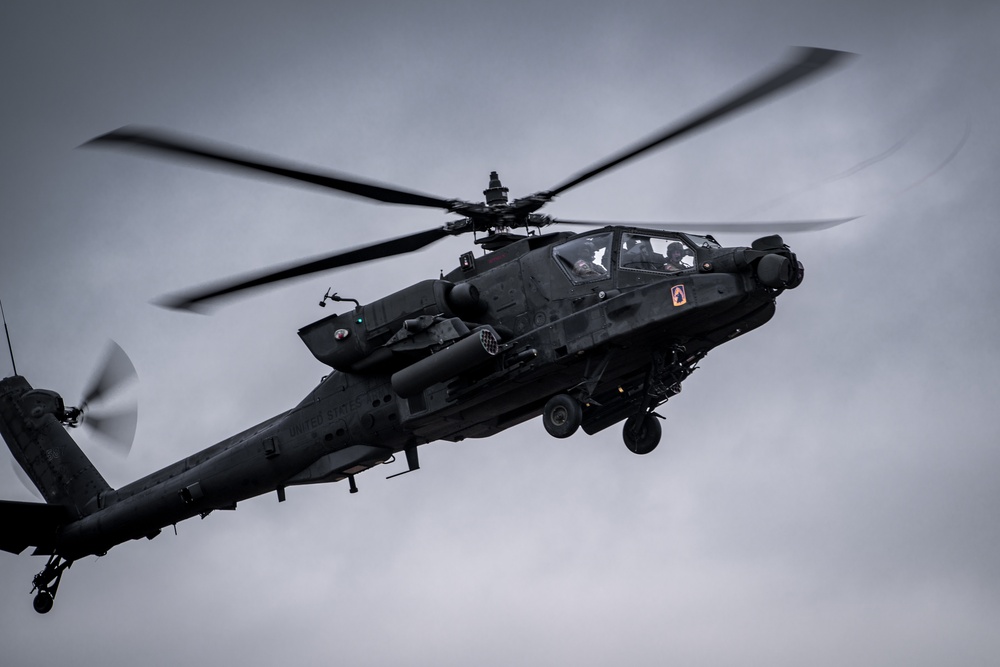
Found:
<box><xmin>298</xmin><ymin>279</ymin><xmax>486</xmax><ymax>372</ymax></box>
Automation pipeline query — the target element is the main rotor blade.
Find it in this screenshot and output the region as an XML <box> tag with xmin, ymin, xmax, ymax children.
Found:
<box><xmin>84</xmin><ymin>127</ymin><xmax>461</xmax><ymax>211</ymax></box>
<box><xmin>159</xmin><ymin>226</ymin><xmax>453</xmax><ymax>311</ymax></box>
<box><xmin>81</xmin><ymin>341</ymin><xmax>138</xmax><ymax>406</ymax></box>
<box><xmin>542</xmin><ymin>47</ymin><xmax>853</xmax><ymax>200</ymax></box>
<box><xmin>552</xmin><ymin>216</ymin><xmax>858</xmax><ymax>233</ymax></box>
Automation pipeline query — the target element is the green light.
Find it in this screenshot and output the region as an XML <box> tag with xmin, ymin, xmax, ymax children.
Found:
<box><xmin>356</xmin><ymin>318</ymin><xmax>363</xmax><ymax>324</ymax></box>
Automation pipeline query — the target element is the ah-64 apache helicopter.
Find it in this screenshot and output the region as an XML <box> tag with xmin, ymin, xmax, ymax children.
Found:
<box><xmin>1</xmin><ymin>47</ymin><xmax>854</xmax><ymax>613</ymax></box>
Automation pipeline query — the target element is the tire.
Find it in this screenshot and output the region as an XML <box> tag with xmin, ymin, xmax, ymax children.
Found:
<box><xmin>623</xmin><ymin>413</ymin><xmax>661</xmax><ymax>455</ymax></box>
<box><xmin>543</xmin><ymin>394</ymin><xmax>583</xmax><ymax>438</ymax></box>
<box><xmin>33</xmin><ymin>592</ymin><xmax>54</xmax><ymax>614</ymax></box>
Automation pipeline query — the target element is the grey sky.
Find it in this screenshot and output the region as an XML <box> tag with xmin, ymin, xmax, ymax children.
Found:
<box><xmin>1</xmin><ymin>2</ymin><xmax>998</xmax><ymax>665</ymax></box>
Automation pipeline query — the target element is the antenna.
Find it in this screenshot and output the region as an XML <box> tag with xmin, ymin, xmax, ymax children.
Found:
<box><xmin>0</xmin><ymin>296</ymin><xmax>16</xmax><ymax>376</ymax></box>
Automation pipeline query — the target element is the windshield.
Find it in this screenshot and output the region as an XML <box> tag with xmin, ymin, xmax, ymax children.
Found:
<box><xmin>552</xmin><ymin>233</ymin><xmax>613</xmax><ymax>283</ymax></box>
<box><xmin>619</xmin><ymin>233</ymin><xmax>696</xmax><ymax>273</ymax></box>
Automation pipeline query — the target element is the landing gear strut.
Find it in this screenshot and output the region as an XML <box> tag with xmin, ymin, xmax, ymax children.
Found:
<box><xmin>543</xmin><ymin>394</ymin><xmax>583</xmax><ymax>438</ymax></box>
<box><xmin>31</xmin><ymin>554</ymin><xmax>72</xmax><ymax>614</ymax></box>
<box><xmin>619</xmin><ymin>345</ymin><xmax>702</xmax><ymax>455</ymax></box>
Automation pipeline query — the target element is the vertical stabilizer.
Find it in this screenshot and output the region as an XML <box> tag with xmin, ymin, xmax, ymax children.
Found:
<box><xmin>0</xmin><ymin>376</ymin><xmax>112</xmax><ymax>517</ymax></box>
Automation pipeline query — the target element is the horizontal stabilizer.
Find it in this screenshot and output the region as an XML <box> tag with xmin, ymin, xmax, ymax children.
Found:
<box><xmin>0</xmin><ymin>500</ymin><xmax>72</xmax><ymax>555</ymax></box>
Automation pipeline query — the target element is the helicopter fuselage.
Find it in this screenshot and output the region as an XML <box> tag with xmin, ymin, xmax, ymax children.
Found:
<box><xmin>1</xmin><ymin>45</ymin><xmax>850</xmax><ymax>614</ymax></box>
<box><xmin>2</xmin><ymin>225</ymin><xmax>799</xmax><ymax>562</ymax></box>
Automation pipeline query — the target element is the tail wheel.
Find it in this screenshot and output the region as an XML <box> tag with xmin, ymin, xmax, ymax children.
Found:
<box><xmin>543</xmin><ymin>394</ymin><xmax>583</xmax><ymax>438</ymax></box>
<box><xmin>30</xmin><ymin>554</ymin><xmax>71</xmax><ymax>613</ymax></box>
<box><xmin>33</xmin><ymin>592</ymin><xmax>54</xmax><ymax>614</ymax></box>
<box><xmin>623</xmin><ymin>413</ymin><xmax>661</xmax><ymax>455</ymax></box>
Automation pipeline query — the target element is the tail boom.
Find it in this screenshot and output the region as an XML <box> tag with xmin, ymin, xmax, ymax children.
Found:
<box><xmin>1</xmin><ymin>376</ymin><xmax>113</xmax><ymax>554</ymax></box>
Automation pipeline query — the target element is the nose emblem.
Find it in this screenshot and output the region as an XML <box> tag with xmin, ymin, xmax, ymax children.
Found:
<box><xmin>671</xmin><ymin>285</ymin><xmax>687</xmax><ymax>307</ymax></box>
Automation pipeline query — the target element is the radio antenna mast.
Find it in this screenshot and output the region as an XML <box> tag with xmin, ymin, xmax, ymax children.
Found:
<box><xmin>0</xmin><ymin>296</ymin><xmax>16</xmax><ymax>376</ymax></box>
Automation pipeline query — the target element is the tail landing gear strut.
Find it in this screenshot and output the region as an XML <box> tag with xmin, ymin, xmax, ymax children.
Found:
<box><xmin>31</xmin><ymin>554</ymin><xmax>72</xmax><ymax>614</ymax></box>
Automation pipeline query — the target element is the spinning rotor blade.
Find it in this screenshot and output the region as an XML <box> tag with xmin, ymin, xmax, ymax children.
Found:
<box><xmin>84</xmin><ymin>407</ymin><xmax>139</xmax><ymax>457</ymax></box>
<box><xmin>159</xmin><ymin>226</ymin><xmax>453</xmax><ymax>311</ymax></box>
<box><xmin>536</xmin><ymin>47</ymin><xmax>853</xmax><ymax>203</ymax></box>
<box><xmin>82</xmin><ymin>46</ymin><xmax>855</xmax><ymax>313</ymax></box>
<box><xmin>75</xmin><ymin>341</ymin><xmax>139</xmax><ymax>457</ymax></box>
<box><xmin>81</xmin><ymin>341</ymin><xmax>138</xmax><ymax>406</ymax></box>
<box><xmin>84</xmin><ymin>127</ymin><xmax>463</xmax><ymax>211</ymax></box>
<box><xmin>551</xmin><ymin>216</ymin><xmax>858</xmax><ymax>234</ymax></box>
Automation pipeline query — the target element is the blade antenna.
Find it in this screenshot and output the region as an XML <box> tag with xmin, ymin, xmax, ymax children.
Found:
<box><xmin>1</xmin><ymin>296</ymin><xmax>16</xmax><ymax>376</ymax></box>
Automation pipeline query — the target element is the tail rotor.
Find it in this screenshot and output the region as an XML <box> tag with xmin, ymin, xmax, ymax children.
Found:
<box><xmin>64</xmin><ymin>341</ymin><xmax>139</xmax><ymax>456</ymax></box>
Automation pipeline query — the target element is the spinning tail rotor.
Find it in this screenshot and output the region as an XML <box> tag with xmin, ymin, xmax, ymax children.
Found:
<box><xmin>62</xmin><ymin>341</ymin><xmax>139</xmax><ymax>456</ymax></box>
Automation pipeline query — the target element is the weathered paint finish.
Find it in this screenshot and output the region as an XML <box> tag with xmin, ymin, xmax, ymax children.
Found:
<box><xmin>2</xmin><ymin>226</ymin><xmax>797</xmax><ymax>567</ymax></box>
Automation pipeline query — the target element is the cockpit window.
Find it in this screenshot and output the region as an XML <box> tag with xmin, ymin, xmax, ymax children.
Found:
<box><xmin>552</xmin><ymin>233</ymin><xmax>612</xmax><ymax>283</ymax></box>
<box><xmin>683</xmin><ymin>233</ymin><xmax>721</xmax><ymax>249</ymax></box>
<box><xmin>619</xmin><ymin>233</ymin><xmax>696</xmax><ymax>273</ymax></box>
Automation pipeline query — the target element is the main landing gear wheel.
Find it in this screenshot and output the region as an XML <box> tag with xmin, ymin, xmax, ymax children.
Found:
<box><xmin>543</xmin><ymin>394</ymin><xmax>583</xmax><ymax>438</ymax></box>
<box><xmin>623</xmin><ymin>413</ymin><xmax>661</xmax><ymax>455</ymax></box>
<box><xmin>33</xmin><ymin>591</ymin><xmax>54</xmax><ymax>614</ymax></box>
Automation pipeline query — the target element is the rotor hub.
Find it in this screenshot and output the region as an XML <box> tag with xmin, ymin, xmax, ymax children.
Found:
<box><xmin>483</xmin><ymin>171</ymin><xmax>509</xmax><ymax>206</ymax></box>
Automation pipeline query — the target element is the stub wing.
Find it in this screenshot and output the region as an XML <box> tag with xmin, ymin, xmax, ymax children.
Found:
<box><xmin>0</xmin><ymin>499</ymin><xmax>73</xmax><ymax>555</ymax></box>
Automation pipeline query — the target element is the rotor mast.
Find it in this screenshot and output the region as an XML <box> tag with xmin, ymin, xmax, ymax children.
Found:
<box><xmin>473</xmin><ymin>171</ymin><xmax>538</xmax><ymax>250</ymax></box>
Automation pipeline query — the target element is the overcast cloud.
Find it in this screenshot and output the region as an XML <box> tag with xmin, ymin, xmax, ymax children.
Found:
<box><xmin>1</xmin><ymin>2</ymin><xmax>998</xmax><ymax>666</ymax></box>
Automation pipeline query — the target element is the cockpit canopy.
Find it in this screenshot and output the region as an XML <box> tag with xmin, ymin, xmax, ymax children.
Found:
<box><xmin>552</xmin><ymin>233</ymin><xmax>613</xmax><ymax>283</ymax></box>
<box><xmin>619</xmin><ymin>233</ymin><xmax>696</xmax><ymax>273</ymax></box>
<box><xmin>552</xmin><ymin>230</ymin><xmax>700</xmax><ymax>284</ymax></box>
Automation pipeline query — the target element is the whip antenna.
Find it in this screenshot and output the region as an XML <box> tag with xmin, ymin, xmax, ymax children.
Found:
<box><xmin>0</xmin><ymin>296</ymin><xmax>16</xmax><ymax>376</ymax></box>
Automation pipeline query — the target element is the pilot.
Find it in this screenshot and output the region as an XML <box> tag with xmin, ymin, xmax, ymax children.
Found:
<box><xmin>663</xmin><ymin>242</ymin><xmax>687</xmax><ymax>272</ymax></box>
<box><xmin>622</xmin><ymin>236</ymin><xmax>663</xmax><ymax>271</ymax></box>
<box><xmin>573</xmin><ymin>240</ymin><xmax>607</xmax><ymax>278</ymax></box>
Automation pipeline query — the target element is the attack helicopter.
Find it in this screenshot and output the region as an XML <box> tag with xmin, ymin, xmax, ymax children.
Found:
<box><xmin>1</xmin><ymin>47</ymin><xmax>854</xmax><ymax>613</ymax></box>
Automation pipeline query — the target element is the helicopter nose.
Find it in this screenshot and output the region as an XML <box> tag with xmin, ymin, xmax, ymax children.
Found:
<box><xmin>756</xmin><ymin>253</ymin><xmax>803</xmax><ymax>289</ymax></box>
<box><xmin>791</xmin><ymin>259</ymin><xmax>804</xmax><ymax>288</ymax></box>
